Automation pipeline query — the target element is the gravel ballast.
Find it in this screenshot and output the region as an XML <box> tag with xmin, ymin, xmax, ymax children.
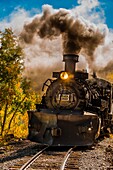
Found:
<box><xmin>0</xmin><ymin>136</ymin><xmax>113</xmax><ymax>170</ymax></box>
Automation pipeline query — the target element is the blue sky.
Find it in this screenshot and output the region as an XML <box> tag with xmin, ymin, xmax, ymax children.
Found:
<box><xmin>0</xmin><ymin>0</ymin><xmax>112</xmax><ymax>29</ymax></box>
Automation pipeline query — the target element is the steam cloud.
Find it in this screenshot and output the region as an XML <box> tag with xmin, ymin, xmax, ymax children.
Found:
<box><xmin>21</xmin><ymin>5</ymin><xmax>105</xmax><ymax>70</ymax></box>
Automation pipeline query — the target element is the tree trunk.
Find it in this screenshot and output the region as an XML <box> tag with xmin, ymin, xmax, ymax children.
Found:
<box><xmin>8</xmin><ymin>96</ymin><xmax>26</xmax><ymax>131</ymax></box>
<box><xmin>1</xmin><ymin>102</ymin><xmax>8</xmax><ymax>136</ymax></box>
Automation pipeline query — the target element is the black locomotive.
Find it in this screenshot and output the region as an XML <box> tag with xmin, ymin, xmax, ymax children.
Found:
<box><xmin>27</xmin><ymin>54</ymin><xmax>113</xmax><ymax>146</ymax></box>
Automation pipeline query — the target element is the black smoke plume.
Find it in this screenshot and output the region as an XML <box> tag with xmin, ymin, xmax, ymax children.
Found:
<box><xmin>21</xmin><ymin>5</ymin><xmax>105</xmax><ymax>70</ymax></box>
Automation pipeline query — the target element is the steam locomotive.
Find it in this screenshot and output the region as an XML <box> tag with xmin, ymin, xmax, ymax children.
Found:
<box><xmin>27</xmin><ymin>54</ymin><xmax>113</xmax><ymax>146</ymax></box>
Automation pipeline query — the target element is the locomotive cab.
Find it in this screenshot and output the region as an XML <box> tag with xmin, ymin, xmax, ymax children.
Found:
<box><xmin>27</xmin><ymin>54</ymin><xmax>113</xmax><ymax>146</ymax></box>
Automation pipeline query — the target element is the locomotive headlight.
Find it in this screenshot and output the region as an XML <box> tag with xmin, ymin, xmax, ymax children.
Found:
<box><xmin>60</xmin><ymin>72</ymin><xmax>69</xmax><ymax>80</ymax></box>
<box><xmin>88</xmin><ymin>127</ymin><xmax>92</xmax><ymax>131</ymax></box>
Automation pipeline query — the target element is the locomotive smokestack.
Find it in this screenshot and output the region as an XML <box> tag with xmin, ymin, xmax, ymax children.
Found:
<box><xmin>63</xmin><ymin>54</ymin><xmax>79</xmax><ymax>74</ymax></box>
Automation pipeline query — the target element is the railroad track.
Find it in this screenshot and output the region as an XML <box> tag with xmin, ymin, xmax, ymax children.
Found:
<box><xmin>1</xmin><ymin>145</ymin><xmax>81</xmax><ymax>169</ymax></box>
<box><xmin>19</xmin><ymin>146</ymin><xmax>80</xmax><ymax>170</ymax></box>
<box><xmin>20</xmin><ymin>146</ymin><xmax>49</xmax><ymax>170</ymax></box>
<box><xmin>0</xmin><ymin>143</ymin><xmax>47</xmax><ymax>170</ymax></box>
<box><xmin>60</xmin><ymin>147</ymin><xmax>80</xmax><ymax>170</ymax></box>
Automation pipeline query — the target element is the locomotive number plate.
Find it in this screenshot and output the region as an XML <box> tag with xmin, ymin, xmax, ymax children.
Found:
<box><xmin>61</xmin><ymin>94</ymin><xmax>69</xmax><ymax>101</ymax></box>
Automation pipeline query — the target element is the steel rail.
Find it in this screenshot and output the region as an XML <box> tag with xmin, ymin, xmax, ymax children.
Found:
<box><xmin>20</xmin><ymin>146</ymin><xmax>49</xmax><ymax>170</ymax></box>
<box><xmin>60</xmin><ymin>147</ymin><xmax>76</xmax><ymax>170</ymax></box>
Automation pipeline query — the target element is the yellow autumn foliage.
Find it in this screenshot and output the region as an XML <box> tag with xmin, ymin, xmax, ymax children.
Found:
<box><xmin>10</xmin><ymin>112</ymin><xmax>29</xmax><ymax>138</ymax></box>
<box><xmin>0</xmin><ymin>110</ymin><xmax>28</xmax><ymax>139</ymax></box>
<box><xmin>0</xmin><ymin>85</ymin><xmax>40</xmax><ymax>139</ymax></box>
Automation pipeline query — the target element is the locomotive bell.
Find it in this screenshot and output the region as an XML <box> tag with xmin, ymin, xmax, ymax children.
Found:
<box><xmin>63</xmin><ymin>54</ymin><xmax>79</xmax><ymax>74</ymax></box>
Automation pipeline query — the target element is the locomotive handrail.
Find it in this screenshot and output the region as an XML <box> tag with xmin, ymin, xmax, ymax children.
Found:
<box><xmin>42</xmin><ymin>78</ymin><xmax>52</xmax><ymax>91</ymax></box>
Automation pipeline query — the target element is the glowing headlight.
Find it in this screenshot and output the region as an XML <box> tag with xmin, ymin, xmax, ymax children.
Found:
<box><xmin>88</xmin><ymin>127</ymin><xmax>92</xmax><ymax>131</ymax></box>
<box><xmin>60</xmin><ymin>72</ymin><xmax>69</xmax><ymax>80</ymax></box>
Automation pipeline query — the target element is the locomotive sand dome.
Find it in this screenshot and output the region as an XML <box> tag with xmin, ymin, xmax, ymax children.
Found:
<box><xmin>27</xmin><ymin>54</ymin><xmax>113</xmax><ymax>146</ymax></box>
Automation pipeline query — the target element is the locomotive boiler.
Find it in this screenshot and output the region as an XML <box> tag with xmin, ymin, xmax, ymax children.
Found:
<box><xmin>27</xmin><ymin>54</ymin><xmax>113</xmax><ymax>146</ymax></box>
